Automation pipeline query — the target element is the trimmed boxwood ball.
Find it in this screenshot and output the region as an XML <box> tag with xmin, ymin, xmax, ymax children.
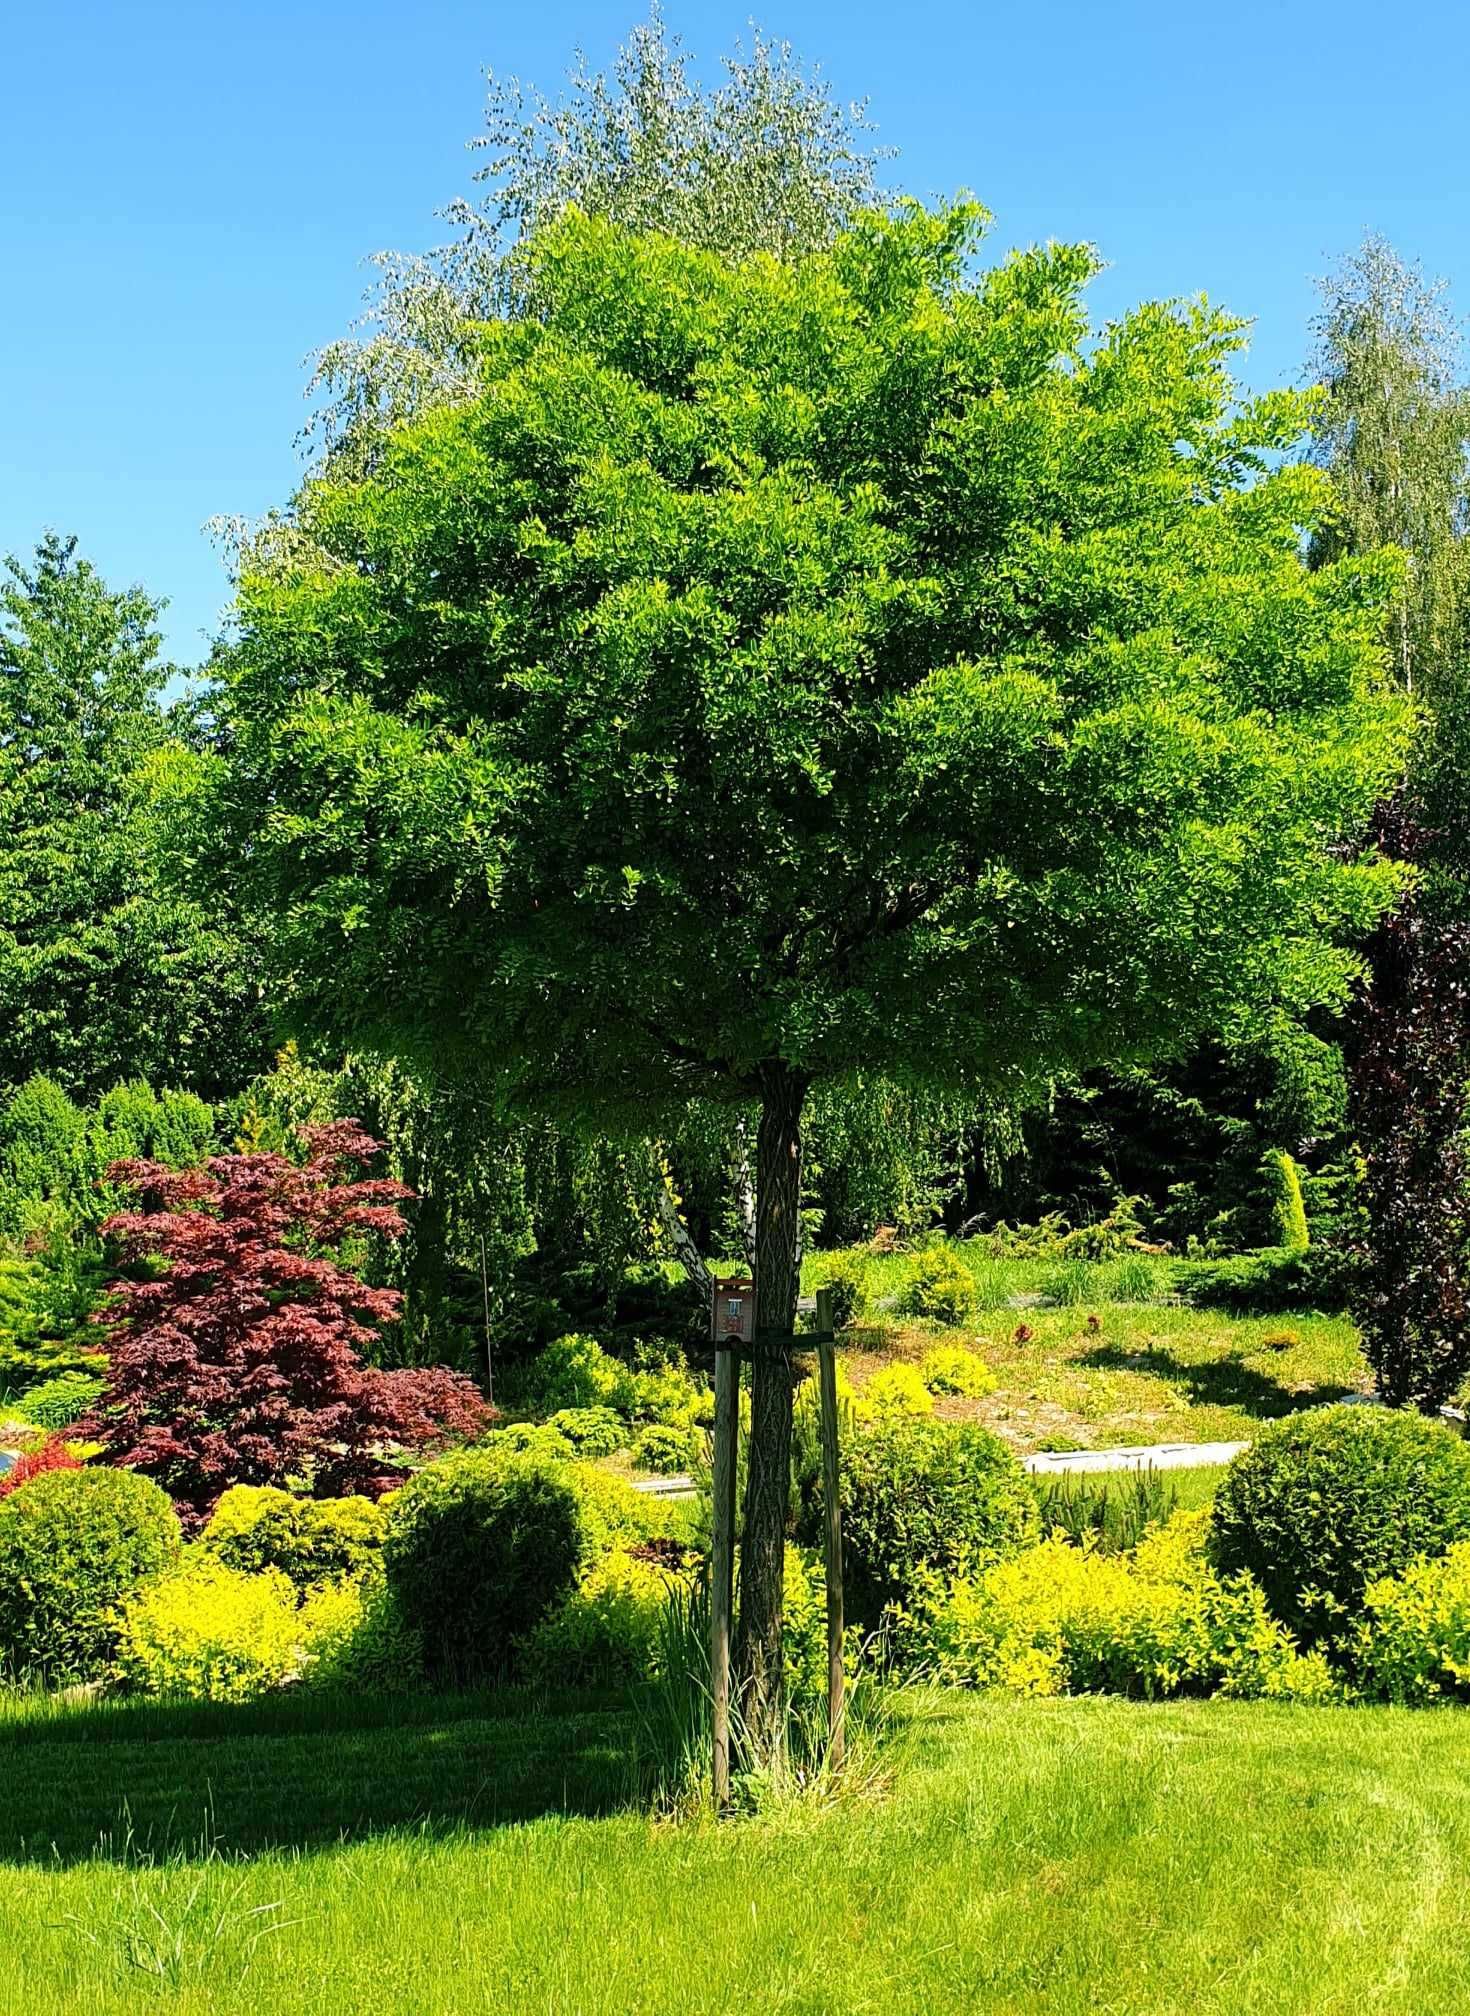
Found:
<box><xmin>382</xmin><ymin>1450</ymin><xmax>585</xmax><ymax>1685</ymax></box>
<box><xmin>1210</xmin><ymin>1404</ymin><xmax>1470</xmax><ymax>1645</ymax></box>
<box><xmin>0</xmin><ymin>1466</ymin><xmax>181</xmax><ymax>1684</ymax></box>
<box><xmin>841</xmin><ymin>1418</ymin><xmax>1039</xmax><ymax>1622</ymax></box>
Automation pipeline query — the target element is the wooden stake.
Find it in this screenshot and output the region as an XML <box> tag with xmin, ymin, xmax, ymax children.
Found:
<box><xmin>815</xmin><ymin>1286</ymin><xmax>845</xmax><ymax>1771</ymax></box>
<box><xmin>710</xmin><ymin>1342</ymin><xmax>739</xmax><ymax>1811</ymax></box>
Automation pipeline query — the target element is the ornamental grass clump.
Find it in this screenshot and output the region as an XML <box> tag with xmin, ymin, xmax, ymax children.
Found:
<box><xmin>1210</xmin><ymin>1404</ymin><xmax>1470</xmax><ymax>1646</ymax></box>
<box><xmin>16</xmin><ymin>1369</ymin><xmax>105</xmax><ymax>1431</ymax></box>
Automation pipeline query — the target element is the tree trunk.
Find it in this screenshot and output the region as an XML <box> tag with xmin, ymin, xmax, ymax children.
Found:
<box><xmin>735</xmin><ymin>1060</ymin><xmax>807</xmax><ymax>1757</ymax></box>
<box><xmin>732</xmin><ymin>1118</ymin><xmax>757</xmax><ymax>1276</ymax></box>
<box><xmin>654</xmin><ymin>1152</ymin><xmax>712</xmax><ymax>1301</ymax></box>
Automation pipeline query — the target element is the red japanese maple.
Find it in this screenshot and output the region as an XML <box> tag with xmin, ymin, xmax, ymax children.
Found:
<box><xmin>86</xmin><ymin>1120</ymin><xmax>491</xmax><ymax>1519</ymax></box>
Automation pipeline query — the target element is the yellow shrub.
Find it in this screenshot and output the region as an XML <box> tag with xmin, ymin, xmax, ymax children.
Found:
<box><xmin>114</xmin><ymin>1559</ymin><xmax>306</xmax><ymax>1702</ymax></box>
<box><xmin>304</xmin><ymin>1569</ymin><xmax>425</xmax><ymax>1696</ymax></box>
<box><xmin>1354</xmin><ymin>1540</ymin><xmax>1470</xmax><ymax>1703</ymax></box>
<box><xmin>524</xmin><ymin>1546</ymin><xmax>686</xmax><ymax>1686</ymax></box>
<box><xmin>920</xmin><ymin>1345</ymin><xmax>997</xmax><ymax>1398</ymax></box>
<box><xmin>115</xmin><ymin>1555</ymin><xmax>420</xmax><ymax>1703</ymax></box>
<box><xmin>860</xmin><ymin>1362</ymin><xmax>934</xmax><ymax>1420</ymax></box>
<box><xmin>896</xmin><ymin>1514</ymin><xmax>1339</xmax><ymax>1705</ymax></box>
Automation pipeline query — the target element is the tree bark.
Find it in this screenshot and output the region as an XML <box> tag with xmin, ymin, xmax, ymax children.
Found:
<box><xmin>654</xmin><ymin>1153</ymin><xmax>712</xmax><ymax>1301</ymax></box>
<box><xmin>734</xmin><ymin>1060</ymin><xmax>808</xmax><ymax>1758</ymax></box>
<box><xmin>731</xmin><ymin>1118</ymin><xmax>757</xmax><ymax>1276</ymax></box>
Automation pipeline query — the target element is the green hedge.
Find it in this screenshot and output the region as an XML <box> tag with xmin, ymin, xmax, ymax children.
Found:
<box><xmin>383</xmin><ymin>1451</ymin><xmax>585</xmax><ymax>1685</ymax></box>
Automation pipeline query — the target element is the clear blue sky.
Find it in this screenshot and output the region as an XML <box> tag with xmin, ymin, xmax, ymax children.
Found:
<box><xmin>5</xmin><ymin>0</ymin><xmax>1469</xmax><ymax>668</ymax></box>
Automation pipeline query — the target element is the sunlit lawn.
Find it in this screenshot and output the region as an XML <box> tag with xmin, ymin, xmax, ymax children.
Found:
<box><xmin>6</xmin><ymin>1687</ymin><xmax>1470</xmax><ymax>2014</ymax></box>
<box><xmin>803</xmin><ymin>1244</ymin><xmax>1367</xmax><ymax>1453</ymax></box>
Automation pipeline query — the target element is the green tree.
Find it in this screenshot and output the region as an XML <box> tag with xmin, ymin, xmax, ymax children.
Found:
<box><xmin>304</xmin><ymin>10</ymin><xmax>884</xmax><ymax>473</ymax></box>
<box><xmin>1308</xmin><ymin>238</ymin><xmax>1470</xmax><ymax>1406</ymax></box>
<box><xmin>1308</xmin><ymin>235</ymin><xmax>1470</xmax><ymax>701</ymax></box>
<box><xmin>221</xmin><ymin>205</ymin><xmax>1410</xmax><ymax>1742</ymax></box>
<box><xmin>0</xmin><ymin>534</ymin><xmax>266</xmax><ymax>1099</ymax></box>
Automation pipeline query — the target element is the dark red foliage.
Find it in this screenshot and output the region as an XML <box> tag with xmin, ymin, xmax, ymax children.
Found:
<box><xmin>1350</xmin><ymin>820</ymin><xmax>1470</xmax><ymax>1407</ymax></box>
<box><xmin>0</xmin><ymin>1436</ymin><xmax>82</xmax><ymax>1499</ymax></box>
<box><xmin>84</xmin><ymin>1120</ymin><xmax>492</xmax><ymax>1520</ymax></box>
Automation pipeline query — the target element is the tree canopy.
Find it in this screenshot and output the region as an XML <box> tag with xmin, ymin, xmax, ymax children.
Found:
<box><xmin>306</xmin><ymin>10</ymin><xmax>885</xmax><ymax>473</ymax></box>
<box><xmin>0</xmin><ymin>534</ymin><xmax>266</xmax><ymax>1100</ymax></box>
<box><xmin>222</xmin><ymin>200</ymin><xmax>1412</xmax><ymax>1730</ymax></box>
<box><xmin>230</xmin><ymin>205</ymin><xmax>1408</xmax><ymax>1112</ymax></box>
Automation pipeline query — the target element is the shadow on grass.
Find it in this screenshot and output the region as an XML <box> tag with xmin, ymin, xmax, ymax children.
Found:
<box><xmin>1075</xmin><ymin>1342</ymin><xmax>1354</xmax><ymax>1420</ymax></box>
<box><xmin>0</xmin><ymin>1685</ymin><xmax>648</xmax><ymax>1868</ymax></box>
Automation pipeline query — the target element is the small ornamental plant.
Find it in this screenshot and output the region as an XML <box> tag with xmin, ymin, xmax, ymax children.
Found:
<box><xmin>0</xmin><ymin>1466</ymin><xmax>181</xmax><ymax>1683</ymax></box>
<box><xmin>0</xmin><ymin>1434</ymin><xmax>81</xmax><ymax>1500</ymax></box>
<box><xmin>84</xmin><ymin>1122</ymin><xmax>491</xmax><ymax>1521</ymax></box>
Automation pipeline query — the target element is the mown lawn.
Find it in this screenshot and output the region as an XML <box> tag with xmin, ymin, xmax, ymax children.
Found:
<box><xmin>6</xmin><ymin>1686</ymin><xmax>1470</xmax><ymax>2014</ymax></box>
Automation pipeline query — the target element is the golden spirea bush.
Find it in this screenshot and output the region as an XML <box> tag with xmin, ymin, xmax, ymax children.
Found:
<box><xmin>895</xmin><ymin>1512</ymin><xmax>1339</xmax><ymax>1704</ymax></box>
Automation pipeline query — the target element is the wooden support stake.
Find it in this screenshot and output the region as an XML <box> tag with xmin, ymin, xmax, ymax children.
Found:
<box><xmin>710</xmin><ymin>1342</ymin><xmax>739</xmax><ymax>1812</ymax></box>
<box><xmin>815</xmin><ymin>1286</ymin><xmax>845</xmax><ymax>1771</ymax></box>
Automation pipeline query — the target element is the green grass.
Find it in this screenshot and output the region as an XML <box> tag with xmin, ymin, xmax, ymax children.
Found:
<box><xmin>7</xmin><ymin>1687</ymin><xmax>1470</xmax><ymax>2012</ymax></box>
<box><xmin>801</xmin><ymin>1240</ymin><xmax>1366</xmax><ymax>1453</ymax></box>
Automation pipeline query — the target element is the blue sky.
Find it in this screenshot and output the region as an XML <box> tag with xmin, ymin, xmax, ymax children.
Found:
<box><xmin>5</xmin><ymin>0</ymin><xmax>1469</xmax><ymax>668</ymax></box>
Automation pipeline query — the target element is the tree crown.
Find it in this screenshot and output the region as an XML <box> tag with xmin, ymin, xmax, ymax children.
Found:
<box><xmin>228</xmin><ymin>204</ymin><xmax>1412</xmax><ymax>1123</ymax></box>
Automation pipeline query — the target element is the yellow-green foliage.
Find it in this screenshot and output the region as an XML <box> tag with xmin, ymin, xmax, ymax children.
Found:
<box><xmin>116</xmin><ymin>1556</ymin><xmax>422</xmax><ymax>1704</ymax></box>
<box><xmin>546</xmin><ymin>1406</ymin><xmax>628</xmax><ymax>1457</ymax></box>
<box><xmin>525</xmin><ymin>1546</ymin><xmax>687</xmax><ymax>1686</ymax></box>
<box><xmin>304</xmin><ymin>1570</ymin><xmax>425</xmax><ymax>1697</ymax></box>
<box><xmin>0</xmin><ymin>1466</ymin><xmax>181</xmax><ymax>1686</ymax></box>
<box><xmin>114</xmin><ymin>1559</ymin><xmax>309</xmax><ymax>1702</ymax></box>
<box><xmin>861</xmin><ymin>1362</ymin><xmax>934</xmax><ymax>1419</ymax></box>
<box><xmin>897</xmin><ymin>1248</ymin><xmax>976</xmax><ymax>1327</ymax></box>
<box><xmin>920</xmin><ymin>1345</ymin><xmax>996</xmax><ymax>1398</ymax></box>
<box><xmin>508</xmin><ymin>1335</ymin><xmax>706</xmax><ymax>1429</ymax></box>
<box><xmin>511</xmin><ymin>1334</ymin><xmax>637</xmax><ymax>1417</ymax></box>
<box><xmin>200</xmin><ymin>1486</ymin><xmax>386</xmax><ymax>1590</ymax></box>
<box><xmin>493</xmin><ymin>1421</ymin><xmax>576</xmax><ymax>1461</ymax></box>
<box><xmin>1264</xmin><ymin>1150</ymin><xmax>1310</xmax><ymax>1252</ymax></box>
<box><xmin>897</xmin><ymin>1513</ymin><xmax>1338</xmax><ymax>1704</ymax></box>
<box><xmin>568</xmin><ymin>1462</ymin><xmax>666</xmax><ymax>1558</ymax></box>
<box><xmin>631</xmin><ymin>1422</ymin><xmax>695</xmax><ymax>1474</ymax></box>
<box><xmin>1353</xmin><ymin>1541</ymin><xmax>1470</xmax><ymax>1704</ymax></box>
<box><xmin>781</xmin><ymin>1543</ymin><xmax>847</xmax><ymax>1702</ymax></box>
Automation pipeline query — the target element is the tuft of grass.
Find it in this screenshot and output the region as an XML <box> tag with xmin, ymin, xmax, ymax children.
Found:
<box><xmin>1034</xmin><ymin>1462</ymin><xmax>1222</xmax><ymax>1550</ymax></box>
